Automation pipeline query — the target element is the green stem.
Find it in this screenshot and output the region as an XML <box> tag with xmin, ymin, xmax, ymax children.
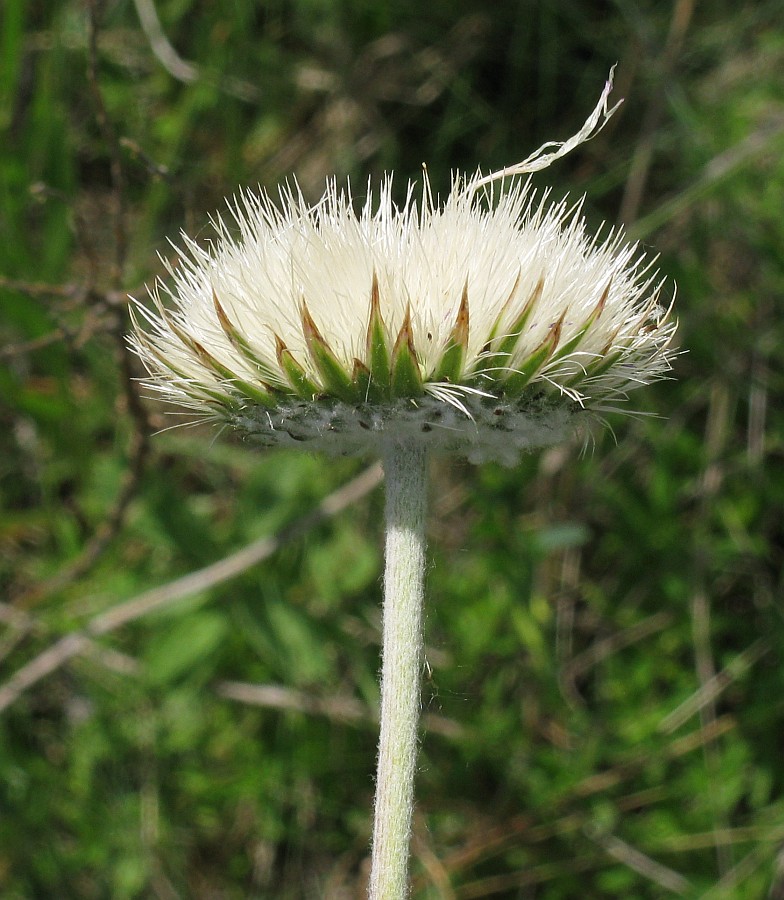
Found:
<box><xmin>369</xmin><ymin>439</ymin><xmax>428</xmax><ymax>899</ymax></box>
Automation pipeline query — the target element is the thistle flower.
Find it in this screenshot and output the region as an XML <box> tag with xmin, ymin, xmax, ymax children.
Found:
<box><xmin>130</xmin><ymin>71</ymin><xmax>677</xmax><ymax>900</ymax></box>
<box><xmin>130</xmin><ymin>73</ymin><xmax>675</xmax><ymax>466</ymax></box>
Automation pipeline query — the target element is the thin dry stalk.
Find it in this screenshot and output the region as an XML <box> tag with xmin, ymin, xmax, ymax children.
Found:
<box><xmin>0</xmin><ymin>464</ymin><xmax>383</xmax><ymax>713</ymax></box>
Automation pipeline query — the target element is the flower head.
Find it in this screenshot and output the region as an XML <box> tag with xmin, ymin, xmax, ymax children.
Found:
<box><xmin>131</xmin><ymin>72</ymin><xmax>675</xmax><ymax>464</ymax></box>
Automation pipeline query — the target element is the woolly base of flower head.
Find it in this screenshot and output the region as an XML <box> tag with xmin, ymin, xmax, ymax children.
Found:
<box><xmin>231</xmin><ymin>391</ymin><xmax>576</xmax><ymax>466</ymax></box>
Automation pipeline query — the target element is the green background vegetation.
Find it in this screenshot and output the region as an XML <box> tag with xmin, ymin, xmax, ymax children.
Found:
<box><xmin>2</xmin><ymin>0</ymin><xmax>783</xmax><ymax>896</ymax></box>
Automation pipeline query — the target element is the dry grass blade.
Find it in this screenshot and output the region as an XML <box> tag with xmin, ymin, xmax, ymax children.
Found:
<box><xmin>658</xmin><ymin>637</ymin><xmax>771</xmax><ymax>734</ymax></box>
<box><xmin>584</xmin><ymin>827</ymin><xmax>690</xmax><ymax>895</ymax></box>
<box><xmin>215</xmin><ymin>680</ymin><xmax>464</xmax><ymax>739</ymax></box>
<box><xmin>0</xmin><ymin>464</ymin><xmax>383</xmax><ymax>714</ymax></box>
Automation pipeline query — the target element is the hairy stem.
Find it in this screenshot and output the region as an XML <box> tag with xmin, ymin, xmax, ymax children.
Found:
<box><xmin>369</xmin><ymin>440</ymin><xmax>428</xmax><ymax>899</ymax></box>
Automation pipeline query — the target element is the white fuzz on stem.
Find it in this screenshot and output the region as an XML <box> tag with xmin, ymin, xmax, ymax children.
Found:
<box><xmin>370</xmin><ymin>439</ymin><xmax>428</xmax><ymax>899</ymax></box>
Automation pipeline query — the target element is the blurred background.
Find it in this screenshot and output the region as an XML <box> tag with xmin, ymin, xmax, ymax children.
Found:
<box><xmin>1</xmin><ymin>0</ymin><xmax>783</xmax><ymax>897</ymax></box>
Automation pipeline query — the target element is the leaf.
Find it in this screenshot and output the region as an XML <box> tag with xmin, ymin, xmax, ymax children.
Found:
<box><xmin>144</xmin><ymin>611</ymin><xmax>229</xmax><ymax>684</ymax></box>
<box><xmin>265</xmin><ymin>598</ymin><xmax>331</xmax><ymax>686</ymax></box>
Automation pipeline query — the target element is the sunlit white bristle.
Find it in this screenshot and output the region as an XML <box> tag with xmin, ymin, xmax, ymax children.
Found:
<box><xmin>129</xmin><ymin>69</ymin><xmax>677</xmax><ymax>463</ymax></box>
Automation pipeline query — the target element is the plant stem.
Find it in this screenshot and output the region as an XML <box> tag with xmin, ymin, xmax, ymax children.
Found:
<box><xmin>369</xmin><ymin>439</ymin><xmax>428</xmax><ymax>899</ymax></box>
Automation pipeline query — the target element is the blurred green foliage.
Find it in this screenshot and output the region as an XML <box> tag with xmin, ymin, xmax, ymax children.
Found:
<box><xmin>1</xmin><ymin>0</ymin><xmax>783</xmax><ymax>897</ymax></box>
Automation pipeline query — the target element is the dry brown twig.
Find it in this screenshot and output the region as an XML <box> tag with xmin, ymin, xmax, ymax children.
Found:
<box><xmin>0</xmin><ymin>463</ymin><xmax>383</xmax><ymax>714</ymax></box>
<box><xmin>86</xmin><ymin>0</ymin><xmax>128</xmax><ymax>282</ymax></box>
<box><xmin>413</xmin><ymin>716</ymin><xmax>738</xmax><ymax>894</ymax></box>
<box><xmin>131</xmin><ymin>0</ymin><xmax>260</xmax><ymax>102</ymax></box>
<box><xmin>216</xmin><ymin>679</ymin><xmax>463</xmax><ymax>740</ymax></box>
<box><xmin>412</xmin><ymin>813</ymin><xmax>457</xmax><ymax>900</ymax></box>
<box><xmin>688</xmin><ymin>379</ymin><xmax>737</xmax><ymax>877</ymax></box>
<box><xmin>559</xmin><ymin>610</ymin><xmax>674</xmax><ymax>701</ymax></box>
<box><xmin>583</xmin><ymin>826</ymin><xmax>690</xmax><ymax>895</ymax></box>
<box><xmin>657</xmin><ymin>637</ymin><xmax>771</xmax><ymax>734</ymax></box>
<box><xmin>8</xmin><ymin>3</ymin><xmax>155</xmax><ymax>608</ymax></box>
<box><xmin>618</xmin><ymin>0</ymin><xmax>696</xmax><ymax>224</ymax></box>
<box><xmin>628</xmin><ymin>114</ymin><xmax>784</xmax><ymax>240</ymax></box>
<box><xmin>66</xmin><ymin>643</ymin><xmax>464</xmax><ymax>739</ymax></box>
<box><xmin>0</xmin><ymin>277</ymin><xmax>120</xmax><ymax>361</ymax></box>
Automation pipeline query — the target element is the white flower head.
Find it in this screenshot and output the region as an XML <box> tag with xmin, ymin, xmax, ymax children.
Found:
<box><xmin>130</xmin><ymin>70</ymin><xmax>676</xmax><ymax>464</ymax></box>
